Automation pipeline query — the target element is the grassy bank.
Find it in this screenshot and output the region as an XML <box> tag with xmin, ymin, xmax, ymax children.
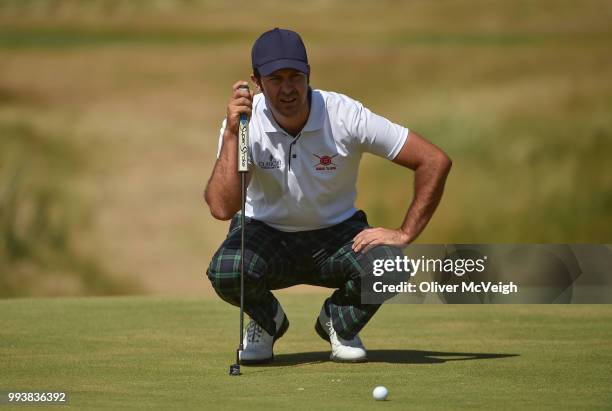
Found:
<box><xmin>1</xmin><ymin>1</ymin><xmax>610</xmax><ymax>295</ymax></box>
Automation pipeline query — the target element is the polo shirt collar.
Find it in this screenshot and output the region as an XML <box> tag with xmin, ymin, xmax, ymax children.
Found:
<box><xmin>260</xmin><ymin>88</ymin><xmax>325</xmax><ymax>134</ymax></box>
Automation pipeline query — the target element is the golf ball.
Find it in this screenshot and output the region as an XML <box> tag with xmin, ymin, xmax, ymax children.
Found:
<box><xmin>372</xmin><ymin>386</ymin><xmax>388</xmax><ymax>401</ymax></box>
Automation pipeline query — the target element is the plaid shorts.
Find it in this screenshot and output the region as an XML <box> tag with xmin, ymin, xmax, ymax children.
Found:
<box><xmin>206</xmin><ymin>210</ymin><xmax>404</xmax><ymax>339</ymax></box>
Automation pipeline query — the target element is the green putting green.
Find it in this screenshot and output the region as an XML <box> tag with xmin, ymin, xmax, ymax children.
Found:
<box><xmin>1</xmin><ymin>296</ymin><xmax>611</xmax><ymax>410</ymax></box>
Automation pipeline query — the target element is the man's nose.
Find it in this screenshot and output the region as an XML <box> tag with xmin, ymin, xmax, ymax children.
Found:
<box><xmin>280</xmin><ymin>79</ymin><xmax>296</xmax><ymax>94</ymax></box>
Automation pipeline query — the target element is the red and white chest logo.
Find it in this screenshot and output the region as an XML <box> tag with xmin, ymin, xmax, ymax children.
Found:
<box><xmin>313</xmin><ymin>153</ymin><xmax>338</xmax><ymax>171</ymax></box>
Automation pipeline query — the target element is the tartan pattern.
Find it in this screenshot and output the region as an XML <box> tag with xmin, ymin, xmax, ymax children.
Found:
<box><xmin>206</xmin><ymin>210</ymin><xmax>404</xmax><ymax>339</ymax></box>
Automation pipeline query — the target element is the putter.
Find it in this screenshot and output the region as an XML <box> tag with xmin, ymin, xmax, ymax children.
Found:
<box><xmin>229</xmin><ymin>84</ymin><xmax>250</xmax><ymax>376</ymax></box>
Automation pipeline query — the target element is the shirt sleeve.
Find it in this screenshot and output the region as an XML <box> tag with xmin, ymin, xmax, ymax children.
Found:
<box><xmin>347</xmin><ymin>99</ymin><xmax>409</xmax><ymax>160</ymax></box>
<box><xmin>216</xmin><ymin>118</ymin><xmax>227</xmax><ymax>159</ymax></box>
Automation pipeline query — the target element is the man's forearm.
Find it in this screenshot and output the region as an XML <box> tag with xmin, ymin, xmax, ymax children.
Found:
<box><xmin>399</xmin><ymin>155</ymin><xmax>451</xmax><ymax>242</ymax></box>
<box><xmin>204</xmin><ymin>130</ymin><xmax>250</xmax><ymax>220</ymax></box>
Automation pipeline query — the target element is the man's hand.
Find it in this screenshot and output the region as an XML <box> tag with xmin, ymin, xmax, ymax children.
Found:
<box><xmin>352</xmin><ymin>227</ymin><xmax>412</xmax><ymax>254</ymax></box>
<box><xmin>225</xmin><ymin>81</ymin><xmax>254</xmax><ymax>137</ymax></box>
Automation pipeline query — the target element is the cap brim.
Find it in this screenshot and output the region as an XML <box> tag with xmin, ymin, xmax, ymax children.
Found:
<box><xmin>257</xmin><ymin>59</ymin><xmax>309</xmax><ymax>76</ymax></box>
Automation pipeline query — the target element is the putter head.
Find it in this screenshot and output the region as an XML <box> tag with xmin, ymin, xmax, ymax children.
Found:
<box><xmin>229</xmin><ymin>363</ymin><xmax>241</xmax><ymax>376</ymax></box>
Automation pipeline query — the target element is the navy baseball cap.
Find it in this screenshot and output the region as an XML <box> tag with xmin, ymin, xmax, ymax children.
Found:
<box><xmin>251</xmin><ymin>28</ymin><xmax>309</xmax><ymax>77</ymax></box>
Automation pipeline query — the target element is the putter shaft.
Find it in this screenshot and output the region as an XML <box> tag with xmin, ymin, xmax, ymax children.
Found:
<box><xmin>231</xmin><ymin>88</ymin><xmax>249</xmax><ymax>375</ymax></box>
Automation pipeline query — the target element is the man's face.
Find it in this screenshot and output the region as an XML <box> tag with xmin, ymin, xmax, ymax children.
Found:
<box><xmin>256</xmin><ymin>68</ymin><xmax>309</xmax><ymax>118</ymax></box>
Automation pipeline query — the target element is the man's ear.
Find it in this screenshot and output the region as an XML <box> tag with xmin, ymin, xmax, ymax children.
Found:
<box><xmin>250</xmin><ymin>73</ymin><xmax>262</xmax><ymax>92</ymax></box>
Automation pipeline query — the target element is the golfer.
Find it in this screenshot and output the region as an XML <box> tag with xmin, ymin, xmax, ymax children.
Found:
<box><xmin>205</xmin><ymin>28</ymin><xmax>451</xmax><ymax>363</ymax></box>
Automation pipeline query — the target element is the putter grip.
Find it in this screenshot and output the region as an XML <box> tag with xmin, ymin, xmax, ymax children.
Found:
<box><xmin>237</xmin><ymin>85</ymin><xmax>250</xmax><ymax>173</ymax></box>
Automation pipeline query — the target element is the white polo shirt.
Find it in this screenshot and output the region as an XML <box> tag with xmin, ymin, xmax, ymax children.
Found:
<box><xmin>216</xmin><ymin>89</ymin><xmax>409</xmax><ymax>232</ymax></box>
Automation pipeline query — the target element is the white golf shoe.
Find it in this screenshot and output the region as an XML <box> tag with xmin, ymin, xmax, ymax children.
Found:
<box><xmin>239</xmin><ymin>303</ymin><xmax>289</xmax><ymax>365</ymax></box>
<box><xmin>315</xmin><ymin>303</ymin><xmax>367</xmax><ymax>363</ymax></box>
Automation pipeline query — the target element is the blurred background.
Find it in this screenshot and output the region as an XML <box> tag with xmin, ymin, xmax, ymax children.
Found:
<box><xmin>1</xmin><ymin>0</ymin><xmax>611</xmax><ymax>297</ymax></box>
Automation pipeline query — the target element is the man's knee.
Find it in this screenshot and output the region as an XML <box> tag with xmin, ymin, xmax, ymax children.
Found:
<box><xmin>361</xmin><ymin>245</ymin><xmax>409</xmax><ymax>302</ymax></box>
<box><xmin>362</xmin><ymin>245</ymin><xmax>406</xmax><ymax>274</ymax></box>
<box><xmin>207</xmin><ymin>254</ymin><xmax>240</xmax><ymax>300</ymax></box>
<box><xmin>206</xmin><ymin>247</ymin><xmax>266</xmax><ymax>296</ymax></box>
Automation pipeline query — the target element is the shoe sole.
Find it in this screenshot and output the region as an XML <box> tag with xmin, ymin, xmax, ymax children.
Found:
<box><xmin>240</xmin><ymin>315</ymin><xmax>290</xmax><ymax>365</ymax></box>
<box><xmin>314</xmin><ymin>318</ymin><xmax>368</xmax><ymax>363</ymax></box>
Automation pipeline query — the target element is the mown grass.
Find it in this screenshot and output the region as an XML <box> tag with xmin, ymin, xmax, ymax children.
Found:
<box><xmin>1</xmin><ymin>295</ymin><xmax>611</xmax><ymax>409</ymax></box>
<box><xmin>0</xmin><ymin>0</ymin><xmax>611</xmax><ymax>295</ymax></box>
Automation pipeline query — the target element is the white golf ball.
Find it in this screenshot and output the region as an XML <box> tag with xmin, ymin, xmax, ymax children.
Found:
<box><xmin>372</xmin><ymin>386</ymin><xmax>388</xmax><ymax>401</ymax></box>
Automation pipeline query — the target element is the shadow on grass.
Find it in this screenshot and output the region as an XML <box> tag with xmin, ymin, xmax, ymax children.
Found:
<box><xmin>247</xmin><ymin>350</ymin><xmax>518</xmax><ymax>368</ymax></box>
